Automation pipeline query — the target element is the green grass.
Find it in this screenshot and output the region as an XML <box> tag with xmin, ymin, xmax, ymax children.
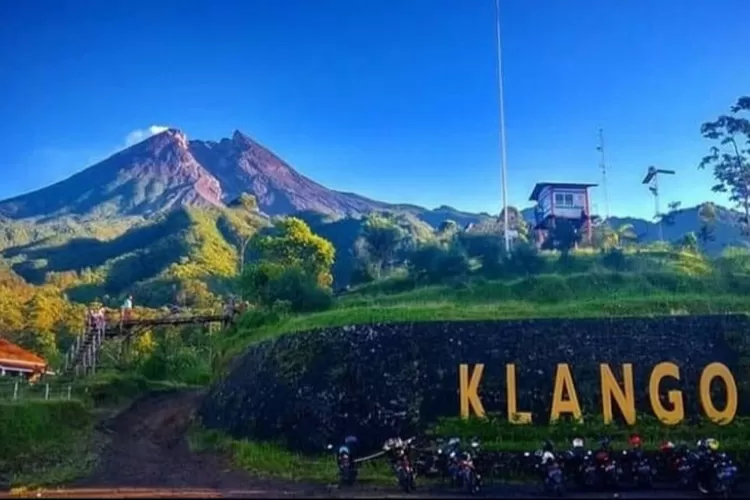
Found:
<box><xmin>0</xmin><ymin>373</ymin><xmax>200</xmax><ymax>489</ymax></box>
<box><xmin>0</xmin><ymin>400</ymin><xmax>106</xmax><ymax>488</ymax></box>
<box><xmin>188</xmin><ymin>415</ymin><xmax>750</xmax><ymax>485</ymax></box>
<box><xmin>215</xmin><ymin>272</ymin><xmax>750</xmax><ymax>369</ymax></box>
<box><xmin>188</xmin><ymin>427</ymin><xmax>394</xmax><ymax>484</ymax></box>
<box><xmin>432</xmin><ymin>415</ymin><xmax>750</xmax><ymax>452</ymax></box>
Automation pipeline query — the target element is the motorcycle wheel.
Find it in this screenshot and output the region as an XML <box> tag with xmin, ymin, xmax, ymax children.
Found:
<box><xmin>398</xmin><ymin>469</ymin><xmax>414</xmax><ymax>493</ymax></box>
<box><xmin>697</xmin><ymin>481</ymin><xmax>709</xmax><ymax>495</ymax></box>
<box><xmin>463</xmin><ymin>471</ymin><xmax>480</xmax><ymax>495</ymax></box>
<box><xmin>584</xmin><ymin>471</ymin><xmax>596</xmax><ymax>489</ymax></box>
<box><xmin>343</xmin><ymin>468</ymin><xmax>357</xmax><ymax>486</ymax></box>
<box><xmin>554</xmin><ymin>482</ymin><xmax>565</xmax><ymax>497</ymax></box>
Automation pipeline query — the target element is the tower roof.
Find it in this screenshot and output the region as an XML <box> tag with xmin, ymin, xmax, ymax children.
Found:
<box><xmin>529</xmin><ymin>182</ymin><xmax>598</xmax><ymax>201</ymax></box>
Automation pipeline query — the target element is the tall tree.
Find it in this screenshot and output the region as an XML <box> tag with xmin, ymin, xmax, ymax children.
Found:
<box><xmin>699</xmin><ymin>96</ymin><xmax>750</xmax><ymax>233</ymax></box>
<box><xmin>254</xmin><ymin>217</ymin><xmax>335</xmax><ymax>287</ymax></box>
<box><xmin>361</xmin><ymin>213</ymin><xmax>406</xmax><ymax>278</ymax></box>
<box><xmin>596</xmin><ymin>223</ymin><xmax>637</xmax><ymax>249</ymax></box>
<box><xmin>698</xmin><ymin>202</ymin><xmax>717</xmax><ymax>246</ymax></box>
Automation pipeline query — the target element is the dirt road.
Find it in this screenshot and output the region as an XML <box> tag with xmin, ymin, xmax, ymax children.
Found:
<box><xmin>1</xmin><ymin>390</ymin><xmax>738</xmax><ymax>498</ymax></box>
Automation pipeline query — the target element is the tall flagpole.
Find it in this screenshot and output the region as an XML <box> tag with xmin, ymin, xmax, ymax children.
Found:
<box><xmin>494</xmin><ymin>0</ymin><xmax>511</xmax><ymax>253</ymax></box>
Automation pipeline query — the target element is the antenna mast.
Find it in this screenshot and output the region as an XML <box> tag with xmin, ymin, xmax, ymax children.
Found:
<box><xmin>596</xmin><ymin>128</ymin><xmax>610</xmax><ymax>221</ymax></box>
<box><xmin>642</xmin><ymin>166</ymin><xmax>676</xmax><ymax>241</ymax></box>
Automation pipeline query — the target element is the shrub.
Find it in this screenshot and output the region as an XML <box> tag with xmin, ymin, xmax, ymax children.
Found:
<box><xmin>510</xmin><ymin>243</ymin><xmax>546</xmax><ymax>276</ymax></box>
<box><xmin>240</xmin><ymin>262</ymin><xmax>333</xmax><ymax>313</ymax></box>
<box><xmin>408</xmin><ymin>244</ymin><xmax>471</xmax><ymax>284</ymax></box>
<box><xmin>457</xmin><ymin>233</ymin><xmax>505</xmax><ymax>277</ymax></box>
<box><xmin>601</xmin><ymin>248</ymin><xmax>629</xmax><ymax>271</ymax></box>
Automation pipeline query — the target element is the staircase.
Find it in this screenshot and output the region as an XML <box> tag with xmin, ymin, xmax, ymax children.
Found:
<box><xmin>64</xmin><ymin>321</ymin><xmax>106</xmax><ymax>376</ymax></box>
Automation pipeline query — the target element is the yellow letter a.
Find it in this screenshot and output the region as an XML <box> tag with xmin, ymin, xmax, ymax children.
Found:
<box><xmin>550</xmin><ymin>363</ymin><xmax>582</xmax><ymax>422</ymax></box>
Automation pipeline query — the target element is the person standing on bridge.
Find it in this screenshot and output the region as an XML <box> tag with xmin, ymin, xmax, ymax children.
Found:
<box><xmin>96</xmin><ymin>304</ymin><xmax>107</xmax><ymax>331</ymax></box>
<box><xmin>121</xmin><ymin>295</ymin><xmax>133</xmax><ymax>323</ymax></box>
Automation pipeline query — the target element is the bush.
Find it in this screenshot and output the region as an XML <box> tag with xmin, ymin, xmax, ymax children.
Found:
<box><xmin>241</xmin><ymin>262</ymin><xmax>333</xmax><ymax>313</ymax></box>
<box><xmin>0</xmin><ymin>400</ymin><xmax>91</xmax><ymax>473</ymax></box>
<box><xmin>349</xmin><ymin>261</ymin><xmax>377</xmax><ymax>286</ymax></box>
<box><xmin>601</xmin><ymin>248</ymin><xmax>629</xmax><ymax>271</ymax></box>
<box><xmin>457</xmin><ymin>233</ymin><xmax>506</xmax><ymax>276</ymax></box>
<box><xmin>408</xmin><ymin>244</ymin><xmax>471</xmax><ymax>284</ymax></box>
<box><xmin>509</xmin><ymin>243</ymin><xmax>546</xmax><ymax>276</ymax></box>
<box><xmin>138</xmin><ymin>332</ymin><xmax>211</xmax><ymax>385</ymax></box>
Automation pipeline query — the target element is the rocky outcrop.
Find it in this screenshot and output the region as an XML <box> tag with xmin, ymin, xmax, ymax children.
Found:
<box><xmin>200</xmin><ymin>316</ymin><xmax>750</xmax><ymax>452</ymax></box>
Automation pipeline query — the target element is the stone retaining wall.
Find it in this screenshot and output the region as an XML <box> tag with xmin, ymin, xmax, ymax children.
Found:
<box><xmin>200</xmin><ymin>315</ymin><xmax>750</xmax><ymax>452</ymax></box>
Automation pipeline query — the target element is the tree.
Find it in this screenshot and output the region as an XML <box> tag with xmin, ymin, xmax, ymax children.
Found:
<box><xmin>226</xmin><ymin>194</ymin><xmax>262</xmax><ymax>275</ymax></box>
<box><xmin>658</xmin><ymin>201</ymin><xmax>682</xmax><ymax>227</ymax></box>
<box><xmin>361</xmin><ymin>213</ymin><xmax>406</xmax><ymax>279</ymax></box>
<box><xmin>699</xmin><ymin>96</ymin><xmax>750</xmax><ymax>233</ymax></box>
<box><xmin>676</xmin><ymin>231</ymin><xmax>699</xmax><ymax>252</ymax></box>
<box><xmin>596</xmin><ymin>223</ymin><xmax>637</xmax><ymax>249</ymax></box>
<box><xmin>253</xmin><ymin>217</ymin><xmax>335</xmax><ymax>288</ymax></box>
<box><xmin>698</xmin><ymin>202</ymin><xmax>717</xmax><ymax>246</ymax></box>
<box><xmin>499</xmin><ymin>206</ymin><xmax>530</xmax><ymax>243</ymax></box>
<box><xmin>437</xmin><ymin>219</ymin><xmax>458</xmax><ymax>240</ymax></box>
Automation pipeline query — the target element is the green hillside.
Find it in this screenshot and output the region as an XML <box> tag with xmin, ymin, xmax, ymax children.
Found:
<box><xmin>1</xmin><ymin>205</ymin><xmax>268</xmax><ymax>307</ymax></box>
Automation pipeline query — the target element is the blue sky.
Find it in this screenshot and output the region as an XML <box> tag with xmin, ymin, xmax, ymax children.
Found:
<box><xmin>1</xmin><ymin>0</ymin><xmax>748</xmax><ymax>218</ymax></box>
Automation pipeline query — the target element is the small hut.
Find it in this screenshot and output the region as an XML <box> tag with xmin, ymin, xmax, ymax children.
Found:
<box><xmin>0</xmin><ymin>337</ymin><xmax>49</xmax><ymax>382</ymax></box>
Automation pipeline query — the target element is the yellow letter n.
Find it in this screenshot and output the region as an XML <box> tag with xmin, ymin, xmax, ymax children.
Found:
<box><xmin>459</xmin><ymin>363</ymin><xmax>486</xmax><ymax>419</ymax></box>
<box><xmin>600</xmin><ymin>363</ymin><xmax>636</xmax><ymax>425</ymax></box>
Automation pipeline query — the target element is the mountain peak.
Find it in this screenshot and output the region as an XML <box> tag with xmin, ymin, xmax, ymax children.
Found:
<box><xmin>231</xmin><ymin>129</ymin><xmax>254</xmax><ymax>145</ymax></box>
<box><xmin>149</xmin><ymin>127</ymin><xmax>188</xmax><ymax>149</ymax></box>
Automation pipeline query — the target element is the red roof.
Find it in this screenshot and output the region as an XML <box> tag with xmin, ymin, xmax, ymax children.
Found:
<box><xmin>0</xmin><ymin>337</ymin><xmax>47</xmax><ymax>369</ymax></box>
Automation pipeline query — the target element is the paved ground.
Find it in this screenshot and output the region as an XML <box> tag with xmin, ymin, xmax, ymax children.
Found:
<box><xmin>0</xmin><ymin>390</ymin><xmax>742</xmax><ymax>498</ymax></box>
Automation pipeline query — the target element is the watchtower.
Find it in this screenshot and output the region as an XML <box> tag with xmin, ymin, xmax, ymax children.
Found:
<box><xmin>529</xmin><ymin>182</ymin><xmax>598</xmax><ymax>246</ymax></box>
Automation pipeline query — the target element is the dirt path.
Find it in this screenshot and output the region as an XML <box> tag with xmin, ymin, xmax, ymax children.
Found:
<box><xmin>69</xmin><ymin>390</ymin><xmax>329</xmax><ymax>496</ymax></box>
<box><xmin>1</xmin><ymin>390</ymin><xmax>738</xmax><ymax>498</ymax></box>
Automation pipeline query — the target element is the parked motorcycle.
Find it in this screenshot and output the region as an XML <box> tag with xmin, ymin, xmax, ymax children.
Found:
<box><xmin>590</xmin><ymin>438</ymin><xmax>622</xmax><ymax>489</ymax></box>
<box><xmin>529</xmin><ymin>441</ymin><xmax>565</xmax><ymax>497</ymax></box>
<box><xmin>621</xmin><ymin>434</ymin><xmax>654</xmax><ymax>488</ymax></box>
<box><xmin>695</xmin><ymin>439</ymin><xmax>738</xmax><ymax>498</ymax></box>
<box><xmin>326</xmin><ymin>435</ymin><xmax>358</xmax><ymax>486</ymax></box>
<box><xmin>662</xmin><ymin>442</ymin><xmax>699</xmax><ymax>489</ymax></box>
<box><xmin>383</xmin><ymin>436</ymin><xmax>417</xmax><ymax>493</ymax></box>
<box><xmin>454</xmin><ymin>438</ymin><xmax>482</xmax><ymax>495</ymax></box>
<box><xmin>439</xmin><ymin>437</ymin><xmax>463</xmax><ymax>483</ymax></box>
<box><xmin>563</xmin><ymin>437</ymin><xmax>596</xmax><ymax>489</ymax></box>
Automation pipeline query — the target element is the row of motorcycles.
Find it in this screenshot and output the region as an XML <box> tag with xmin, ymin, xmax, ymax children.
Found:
<box><xmin>528</xmin><ymin>435</ymin><xmax>739</xmax><ymax>497</ymax></box>
<box><xmin>327</xmin><ymin>435</ymin><xmax>483</xmax><ymax>494</ymax></box>
<box><xmin>328</xmin><ymin>434</ymin><xmax>740</xmax><ymax>497</ymax></box>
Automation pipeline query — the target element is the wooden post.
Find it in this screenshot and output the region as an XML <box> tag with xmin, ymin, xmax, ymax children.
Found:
<box><xmin>13</xmin><ymin>381</ymin><xmax>18</xmax><ymax>400</ymax></box>
<box><xmin>92</xmin><ymin>338</ymin><xmax>97</xmax><ymax>374</ymax></box>
<box><xmin>45</xmin><ymin>383</ymin><xmax>50</xmax><ymax>400</ymax></box>
<box><xmin>67</xmin><ymin>385</ymin><xmax>72</xmax><ymax>400</ymax></box>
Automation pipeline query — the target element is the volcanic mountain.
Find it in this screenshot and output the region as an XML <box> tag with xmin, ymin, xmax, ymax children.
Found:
<box><xmin>0</xmin><ymin>130</ymin><xmax>223</xmax><ymax>219</ymax></box>
<box><xmin>0</xmin><ymin>128</ymin><xmax>404</xmax><ymax>221</ymax></box>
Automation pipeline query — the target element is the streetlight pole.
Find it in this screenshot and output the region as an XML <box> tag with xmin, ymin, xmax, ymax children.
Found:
<box><xmin>494</xmin><ymin>0</ymin><xmax>511</xmax><ymax>253</ymax></box>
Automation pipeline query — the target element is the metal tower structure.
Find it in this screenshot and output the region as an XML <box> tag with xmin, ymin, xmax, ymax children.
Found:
<box><xmin>494</xmin><ymin>0</ymin><xmax>511</xmax><ymax>253</ymax></box>
<box><xmin>642</xmin><ymin>166</ymin><xmax>676</xmax><ymax>241</ymax></box>
<box><xmin>596</xmin><ymin>128</ymin><xmax>610</xmax><ymax>221</ymax></box>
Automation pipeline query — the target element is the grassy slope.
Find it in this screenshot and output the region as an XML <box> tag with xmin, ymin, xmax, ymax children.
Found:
<box><xmin>216</xmin><ymin>268</ymin><xmax>750</xmax><ymax>364</ymax></box>
<box><xmin>204</xmin><ymin>265</ymin><xmax>750</xmax><ymax>480</ymax></box>
<box><xmin>0</xmin><ymin>400</ymin><xmax>101</xmax><ymax>488</ymax></box>
<box><xmin>0</xmin><ymin>372</ymin><xmax>198</xmax><ymax>489</ymax></box>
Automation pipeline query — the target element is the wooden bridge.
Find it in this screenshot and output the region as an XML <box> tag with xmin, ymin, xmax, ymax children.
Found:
<box><xmin>63</xmin><ymin>311</ymin><xmax>236</xmax><ymax>376</ymax></box>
